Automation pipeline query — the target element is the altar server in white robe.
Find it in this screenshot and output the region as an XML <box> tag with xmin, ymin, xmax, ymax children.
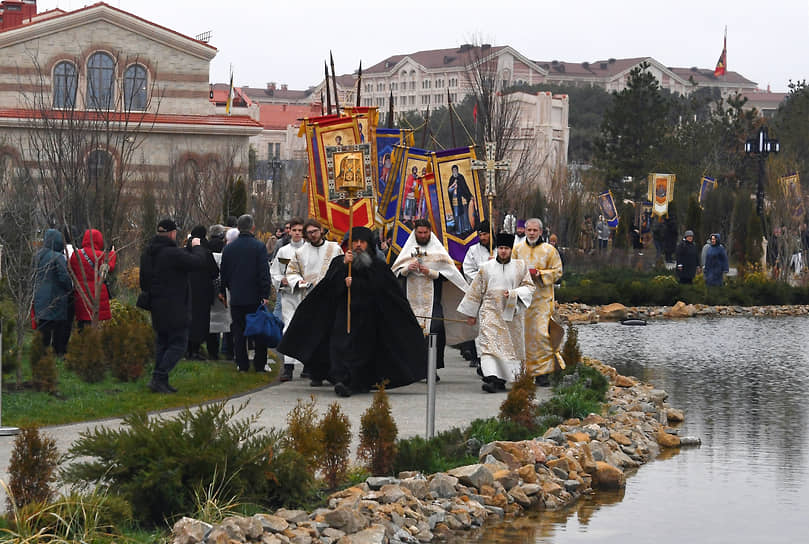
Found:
<box><xmin>458</xmin><ymin>232</ymin><xmax>535</xmax><ymax>393</ymax></box>
<box><xmin>285</xmin><ymin>218</ymin><xmax>343</xmax><ymax>385</ymax></box>
<box><xmin>270</xmin><ymin>217</ymin><xmax>305</xmax><ymax>382</ymax></box>
<box><xmin>461</xmin><ymin>220</ymin><xmax>493</xmax><ymax>369</ymax></box>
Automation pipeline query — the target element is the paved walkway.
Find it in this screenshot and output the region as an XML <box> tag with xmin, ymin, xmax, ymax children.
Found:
<box><xmin>0</xmin><ymin>350</ymin><xmax>552</xmax><ymax>500</ymax></box>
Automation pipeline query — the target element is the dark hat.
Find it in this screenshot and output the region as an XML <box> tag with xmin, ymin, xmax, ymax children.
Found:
<box><xmin>190</xmin><ymin>225</ymin><xmax>207</xmax><ymax>239</ymax></box>
<box><xmin>476</xmin><ymin>220</ymin><xmax>491</xmax><ymax>234</ymax></box>
<box><xmin>496</xmin><ymin>232</ymin><xmax>515</xmax><ymax>248</ymax></box>
<box><xmin>516</xmin><ymin>219</ymin><xmax>526</xmax><ymax>228</ymax></box>
<box><xmin>157</xmin><ymin>218</ymin><xmax>177</xmax><ymax>233</ymax></box>
<box><xmin>684</xmin><ymin>230</ymin><xmax>694</xmax><ymax>237</ymax></box>
<box><xmin>351</xmin><ymin>226</ymin><xmax>374</xmax><ymax>243</ymax></box>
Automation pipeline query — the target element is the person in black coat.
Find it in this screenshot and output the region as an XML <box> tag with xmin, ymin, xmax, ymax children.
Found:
<box><xmin>663</xmin><ymin>216</ymin><xmax>679</xmax><ymax>263</ymax></box>
<box><xmin>220</xmin><ymin>214</ymin><xmax>272</xmax><ymax>372</ymax></box>
<box><xmin>675</xmin><ymin>230</ymin><xmax>699</xmax><ymax>284</ymax></box>
<box><xmin>140</xmin><ymin>218</ymin><xmax>208</xmax><ymax>393</ymax></box>
<box><xmin>185</xmin><ymin>225</ymin><xmax>220</xmax><ymax>359</ymax></box>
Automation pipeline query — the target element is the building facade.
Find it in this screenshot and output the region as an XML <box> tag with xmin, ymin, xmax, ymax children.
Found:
<box><xmin>0</xmin><ymin>1</ymin><xmax>261</xmax><ymax>232</ymax></box>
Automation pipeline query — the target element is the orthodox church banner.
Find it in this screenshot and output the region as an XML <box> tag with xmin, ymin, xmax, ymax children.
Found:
<box><xmin>300</xmin><ymin>113</ymin><xmax>378</xmax><ymax>239</ymax></box>
<box><xmin>779</xmin><ymin>173</ymin><xmax>804</xmax><ymax>224</ymax></box>
<box><xmin>432</xmin><ymin>147</ymin><xmax>487</xmax><ymax>265</ymax></box>
<box><xmin>698</xmin><ymin>176</ymin><xmax>717</xmax><ymax>206</ymax></box>
<box><xmin>597</xmin><ymin>190</ymin><xmax>619</xmax><ymax>229</ymax></box>
<box><xmin>648</xmin><ymin>173</ymin><xmax>676</xmax><ymax>217</ymax></box>
<box><xmin>375</xmin><ymin>127</ymin><xmax>414</xmax><ymax>222</ymax></box>
<box><xmin>388</xmin><ymin>147</ymin><xmax>438</xmax><ymax>258</ymax></box>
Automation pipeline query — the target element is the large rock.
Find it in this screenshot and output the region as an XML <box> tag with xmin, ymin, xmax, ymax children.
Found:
<box><xmin>666</xmin><ymin>301</ymin><xmax>696</xmax><ymax>318</ymax></box>
<box><xmin>447</xmin><ymin>464</ymin><xmax>494</xmax><ymax>490</ymax></box>
<box><xmin>614</xmin><ymin>375</ymin><xmax>638</xmax><ymax>388</ymax></box>
<box><xmin>172</xmin><ymin>517</ymin><xmax>210</xmax><ymax>544</ymax></box>
<box><xmin>598</xmin><ymin>303</ymin><xmax>628</xmax><ymax>321</ymax></box>
<box><xmin>275</xmin><ymin>508</ymin><xmax>310</xmax><ymax>523</ymax></box>
<box><xmin>666</xmin><ymin>408</ymin><xmax>685</xmax><ymax>422</ymax></box>
<box><xmin>428</xmin><ymin>473</ymin><xmax>458</xmax><ymax>498</ymax></box>
<box><xmin>493</xmin><ymin>469</ymin><xmax>519</xmax><ymax>491</ymax></box>
<box><xmin>379</xmin><ymin>484</ymin><xmax>407</xmax><ymax>504</ymax></box>
<box><xmin>591</xmin><ymin>461</ymin><xmax>625</xmax><ymax>489</ymax></box>
<box><xmin>254</xmin><ymin>513</ymin><xmax>289</xmax><ymax>533</ymax></box>
<box><xmin>517</xmin><ymin>464</ymin><xmax>539</xmax><ymax>484</ymax></box>
<box><xmin>324</xmin><ymin>506</ymin><xmax>369</xmax><ymax>534</ymax></box>
<box><xmin>366</xmin><ymin>476</ymin><xmax>396</xmax><ymax>490</ymax></box>
<box><xmin>337</xmin><ymin>523</ymin><xmax>386</xmax><ymax>544</ymax></box>
<box><xmin>399</xmin><ymin>477</ymin><xmax>429</xmax><ymax>499</ymax></box>
<box><xmin>610</xmin><ymin>431</ymin><xmax>632</xmax><ymax>446</ymax></box>
<box><xmin>656</xmin><ymin>428</ymin><xmax>681</xmax><ymax>448</ymax></box>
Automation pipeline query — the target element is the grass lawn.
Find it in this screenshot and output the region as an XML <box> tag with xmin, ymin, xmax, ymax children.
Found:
<box><xmin>1</xmin><ymin>354</ymin><xmax>280</xmax><ymax>428</ymax></box>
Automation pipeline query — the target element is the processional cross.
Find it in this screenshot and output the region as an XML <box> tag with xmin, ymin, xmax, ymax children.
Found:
<box><xmin>471</xmin><ymin>141</ymin><xmax>510</xmax><ymax>255</ymax></box>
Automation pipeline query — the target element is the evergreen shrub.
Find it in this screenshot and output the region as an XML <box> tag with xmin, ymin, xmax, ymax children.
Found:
<box><xmin>285</xmin><ymin>396</ymin><xmax>323</xmax><ymax>468</ymax></box>
<box><xmin>358</xmin><ymin>384</ymin><xmax>398</xmax><ymax>476</ymax></box>
<box><xmin>62</xmin><ymin>402</ymin><xmax>277</xmax><ymax>527</ymax></box>
<box><xmin>498</xmin><ymin>367</ymin><xmax>537</xmax><ymax>430</ymax></box>
<box><xmin>6</xmin><ymin>427</ymin><xmax>59</xmax><ymax>512</ymax></box>
<box><xmin>318</xmin><ymin>402</ymin><xmax>351</xmax><ymax>489</ymax></box>
<box><xmin>65</xmin><ymin>325</ymin><xmax>106</xmax><ymax>383</ymax></box>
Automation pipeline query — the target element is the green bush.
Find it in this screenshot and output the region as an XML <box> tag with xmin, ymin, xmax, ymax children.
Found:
<box><xmin>318</xmin><ymin>402</ymin><xmax>351</xmax><ymax>489</ymax></box>
<box><xmin>540</xmin><ymin>363</ymin><xmax>609</xmax><ymax>420</ymax></box>
<box><xmin>264</xmin><ymin>448</ymin><xmax>318</xmax><ymax>508</ymax></box>
<box><xmin>285</xmin><ymin>396</ymin><xmax>323</xmax><ymax>468</ymax></box>
<box><xmin>103</xmin><ymin>303</ymin><xmax>153</xmax><ymax>382</ymax></box>
<box><xmin>62</xmin><ymin>401</ymin><xmax>276</xmax><ymax>527</ymax></box>
<box><xmin>498</xmin><ymin>367</ymin><xmax>537</xmax><ymax>429</ymax></box>
<box><xmin>561</xmin><ymin>324</ymin><xmax>582</xmax><ymax>367</ymax></box>
<box><xmin>65</xmin><ymin>325</ymin><xmax>106</xmax><ymax>383</ymax></box>
<box><xmin>6</xmin><ymin>427</ymin><xmax>59</xmax><ymax>513</ymax></box>
<box><xmin>358</xmin><ymin>385</ymin><xmax>398</xmax><ymax>476</ymax></box>
<box><xmin>31</xmin><ymin>346</ymin><xmax>58</xmax><ymax>393</ymax></box>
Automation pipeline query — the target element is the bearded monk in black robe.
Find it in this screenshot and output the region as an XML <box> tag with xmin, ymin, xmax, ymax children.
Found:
<box><xmin>278</xmin><ymin>227</ymin><xmax>427</xmax><ymax>397</ymax></box>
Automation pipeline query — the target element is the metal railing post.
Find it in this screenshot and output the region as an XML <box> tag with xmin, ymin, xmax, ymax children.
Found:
<box><xmin>426</xmin><ymin>333</ymin><xmax>437</xmax><ymax>438</ymax></box>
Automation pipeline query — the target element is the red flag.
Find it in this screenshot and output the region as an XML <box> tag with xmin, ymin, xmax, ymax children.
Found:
<box><xmin>714</xmin><ymin>29</ymin><xmax>727</xmax><ymax>77</ymax></box>
<box><xmin>473</xmin><ymin>102</ymin><xmax>478</xmax><ymax>123</ymax></box>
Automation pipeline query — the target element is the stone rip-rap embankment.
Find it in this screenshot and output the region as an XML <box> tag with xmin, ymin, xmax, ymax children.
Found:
<box><xmin>171</xmin><ymin>358</ymin><xmax>698</xmax><ymax>544</ymax></box>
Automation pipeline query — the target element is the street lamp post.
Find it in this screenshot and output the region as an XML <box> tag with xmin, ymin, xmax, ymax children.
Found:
<box><xmin>745</xmin><ymin>126</ymin><xmax>780</xmax><ymax>219</ymax></box>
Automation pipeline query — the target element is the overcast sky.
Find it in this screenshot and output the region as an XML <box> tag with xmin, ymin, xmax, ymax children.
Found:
<box><xmin>42</xmin><ymin>0</ymin><xmax>808</xmax><ymax>93</ymax></box>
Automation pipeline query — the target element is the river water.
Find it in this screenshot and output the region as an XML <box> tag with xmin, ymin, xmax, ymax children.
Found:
<box><xmin>468</xmin><ymin>316</ymin><xmax>809</xmax><ymax>543</ymax></box>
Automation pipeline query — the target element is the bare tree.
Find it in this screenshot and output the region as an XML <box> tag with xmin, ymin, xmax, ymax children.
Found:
<box><xmin>0</xmin><ymin>151</ymin><xmax>39</xmax><ymax>384</ymax></box>
<box><xmin>462</xmin><ymin>42</ymin><xmax>538</xmax><ymax>219</ymax></box>
<box><xmin>13</xmin><ymin>48</ymin><xmax>161</xmax><ymax>326</ymax></box>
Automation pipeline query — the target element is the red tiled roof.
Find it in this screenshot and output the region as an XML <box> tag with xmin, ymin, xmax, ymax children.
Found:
<box><xmin>536</xmin><ymin>57</ymin><xmax>649</xmax><ymax>78</ymax></box>
<box><xmin>0</xmin><ymin>2</ymin><xmax>216</xmax><ymax>51</ymax></box>
<box><xmin>741</xmin><ymin>91</ymin><xmax>787</xmax><ymax>105</ymax></box>
<box><xmin>0</xmin><ymin>108</ymin><xmax>261</xmax><ymax>127</ymax></box>
<box><xmin>258</xmin><ymin>103</ymin><xmax>322</xmax><ymax>130</ymax></box>
<box><xmin>364</xmin><ymin>45</ymin><xmax>508</xmax><ymax>74</ymax></box>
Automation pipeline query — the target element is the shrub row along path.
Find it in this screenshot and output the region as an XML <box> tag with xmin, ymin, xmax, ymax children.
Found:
<box><xmin>0</xmin><ymin>350</ymin><xmax>552</xmax><ymax>506</ymax></box>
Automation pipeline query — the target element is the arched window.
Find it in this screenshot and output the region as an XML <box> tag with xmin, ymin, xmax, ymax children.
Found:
<box><xmin>53</xmin><ymin>61</ymin><xmax>77</xmax><ymax>109</ymax></box>
<box><xmin>124</xmin><ymin>64</ymin><xmax>148</xmax><ymax>111</ymax></box>
<box><xmin>86</xmin><ymin>52</ymin><xmax>115</xmax><ymax>109</ymax></box>
<box><xmin>0</xmin><ymin>151</ymin><xmax>16</xmax><ymax>189</ymax></box>
<box><xmin>87</xmin><ymin>149</ymin><xmax>112</xmax><ymax>185</ymax></box>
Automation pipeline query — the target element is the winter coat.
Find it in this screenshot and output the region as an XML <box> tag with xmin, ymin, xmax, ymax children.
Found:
<box><xmin>220</xmin><ymin>232</ymin><xmax>271</xmax><ymax>306</ymax></box>
<box><xmin>140</xmin><ymin>235</ymin><xmax>207</xmax><ymax>332</ymax></box>
<box><xmin>675</xmin><ymin>239</ymin><xmax>699</xmax><ymax>281</ymax></box>
<box><xmin>184</xmin><ymin>238</ymin><xmax>219</xmax><ymax>343</ymax></box>
<box><xmin>704</xmin><ymin>234</ymin><xmax>729</xmax><ymax>286</ymax></box>
<box><xmin>595</xmin><ymin>221</ymin><xmax>610</xmax><ymax>241</ymax></box>
<box><xmin>33</xmin><ymin>229</ymin><xmax>73</xmax><ymax>322</ymax></box>
<box><xmin>69</xmin><ymin>229</ymin><xmax>117</xmax><ymax>322</ymax></box>
<box><xmin>209</xmin><ymin>252</ymin><xmax>232</xmax><ymax>334</ymax></box>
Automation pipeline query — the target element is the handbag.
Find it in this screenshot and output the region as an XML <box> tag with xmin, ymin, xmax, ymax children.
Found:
<box><xmin>244</xmin><ymin>304</ymin><xmax>284</xmax><ymax>347</ymax></box>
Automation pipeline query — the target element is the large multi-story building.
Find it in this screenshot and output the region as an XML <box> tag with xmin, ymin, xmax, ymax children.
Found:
<box><xmin>0</xmin><ymin>0</ymin><xmax>261</xmax><ymax>229</ymax></box>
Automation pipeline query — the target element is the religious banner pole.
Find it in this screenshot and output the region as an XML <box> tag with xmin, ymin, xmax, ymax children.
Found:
<box><xmin>324</xmin><ymin>62</ymin><xmax>332</xmax><ymax>114</ymax></box>
<box><xmin>346</xmin><ymin>193</ymin><xmax>355</xmax><ymax>333</ymax></box>
<box><xmin>387</xmin><ymin>91</ymin><xmax>394</xmax><ymax>128</ymax></box>
<box><xmin>448</xmin><ymin>89</ymin><xmax>456</xmax><ymax>148</ymax></box>
<box><xmin>330</xmin><ymin>51</ymin><xmax>341</xmax><ymax>116</ymax></box>
<box><xmin>471</xmin><ymin>141</ymin><xmax>511</xmax><ymax>255</ymax></box>
<box><xmin>355</xmin><ymin>60</ymin><xmax>362</xmax><ymax>107</ymax></box>
<box><xmin>421</xmin><ymin>106</ymin><xmax>430</xmax><ymax>148</ymax></box>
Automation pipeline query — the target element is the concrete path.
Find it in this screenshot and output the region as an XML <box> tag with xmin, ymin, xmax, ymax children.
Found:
<box><xmin>0</xmin><ymin>350</ymin><xmax>552</xmax><ymax>499</ymax></box>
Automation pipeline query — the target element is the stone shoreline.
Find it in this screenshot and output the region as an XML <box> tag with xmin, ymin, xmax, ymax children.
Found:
<box><xmin>172</xmin><ymin>358</ymin><xmax>695</xmax><ymax>544</ymax></box>
<box><xmin>558</xmin><ymin>301</ymin><xmax>809</xmax><ymax>323</ymax></box>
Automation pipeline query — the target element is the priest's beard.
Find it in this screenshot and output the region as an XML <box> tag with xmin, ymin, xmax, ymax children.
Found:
<box><xmin>353</xmin><ymin>249</ymin><xmax>372</xmax><ymax>269</ymax></box>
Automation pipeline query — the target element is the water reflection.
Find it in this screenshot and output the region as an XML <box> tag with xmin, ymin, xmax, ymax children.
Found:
<box><xmin>471</xmin><ymin>317</ymin><xmax>809</xmax><ymax>543</ymax></box>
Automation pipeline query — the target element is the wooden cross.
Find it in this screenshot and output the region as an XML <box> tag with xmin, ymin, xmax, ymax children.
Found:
<box><xmin>471</xmin><ymin>141</ymin><xmax>510</xmax><ymax>197</ymax></box>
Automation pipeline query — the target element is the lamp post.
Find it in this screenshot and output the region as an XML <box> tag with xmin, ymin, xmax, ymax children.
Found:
<box><xmin>745</xmin><ymin>126</ymin><xmax>780</xmax><ymax>219</ymax></box>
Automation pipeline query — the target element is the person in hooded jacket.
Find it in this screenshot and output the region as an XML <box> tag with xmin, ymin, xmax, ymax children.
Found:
<box><xmin>675</xmin><ymin>230</ymin><xmax>699</xmax><ymax>284</ymax></box>
<box><xmin>68</xmin><ymin>228</ymin><xmax>116</xmax><ymax>328</ymax></box>
<box><xmin>33</xmin><ymin>229</ymin><xmax>73</xmax><ymax>355</ymax></box>
<box><xmin>140</xmin><ymin>218</ymin><xmax>207</xmax><ymax>393</ymax></box>
<box><xmin>703</xmin><ymin>233</ymin><xmax>729</xmax><ymax>287</ymax></box>
<box><xmin>184</xmin><ymin>225</ymin><xmax>220</xmax><ymax>360</ymax></box>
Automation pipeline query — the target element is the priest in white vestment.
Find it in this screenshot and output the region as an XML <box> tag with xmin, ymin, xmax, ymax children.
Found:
<box><xmin>512</xmin><ymin>218</ymin><xmax>563</xmax><ymax>385</ymax></box>
<box><xmin>285</xmin><ymin>219</ymin><xmax>343</xmax><ymax>385</ymax></box>
<box><xmin>270</xmin><ymin>218</ymin><xmax>305</xmax><ymax>382</ymax></box>
<box><xmin>458</xmin><ymin>232</ymin><xmax>535</xmax><ymax>392</ymax></box>
<box><xmin>461</xmin><ymin>220</ymin><xmax>493</xmax><ymax>370</ymax></box>
<box><xmin>392</xmin><ymin>219</ymin><xmax>470</xmax><ymax>373</ymax></box>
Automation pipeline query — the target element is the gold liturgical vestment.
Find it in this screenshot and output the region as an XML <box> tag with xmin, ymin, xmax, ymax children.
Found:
<box><xmin>512</xmin><ymin>240</ymin><xmax>563</xmax><ymax>376</ymax></box>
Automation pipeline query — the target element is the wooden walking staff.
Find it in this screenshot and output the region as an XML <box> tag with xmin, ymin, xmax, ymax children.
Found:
<box><xmin>471</xmin><ymin>141</ymin><xmax>510</xmax><ymax>255</ymax></box>
<box><xmin>337</xmin><ymin>155</ymin><xmax>365</xmax><ymax>334</ymax></box>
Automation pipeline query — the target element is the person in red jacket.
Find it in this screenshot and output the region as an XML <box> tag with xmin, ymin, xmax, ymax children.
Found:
<box><xmin>69</xmin><ymin>228</ymin><xmax>117</xmax><ymax>327</ymax></box>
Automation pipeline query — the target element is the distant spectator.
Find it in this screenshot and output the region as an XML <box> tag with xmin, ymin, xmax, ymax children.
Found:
<box><xmin>69</xmin><ymin>228</ymin><xmax>116</xmax><ymax>328</ymax></box>
<box><xmin>675</xmin><ymin>230</ymin><xmax>699</xmax><ymax>284</ymax></box>
<box><xmin>703</xmin><ymin>233</ymin><xmax>729</xmax><ymax>286</ymax></box>
<box><xmin>33</xmin><ymin>229</ymin><xmax>73</xmax><ymax>356</ymax></box>
<box><xmin>185</xmin><ymin>225</ymin><xmax>219</xmax><ymax>360</ymax></box>
<box><xmin>595</xmin><ymin>215</ymin><xmax>610</xmax><ymax>251</ymax></box>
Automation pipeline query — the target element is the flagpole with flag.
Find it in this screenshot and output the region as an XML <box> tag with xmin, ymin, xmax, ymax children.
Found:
<box><xmin>714</xmin><ymin>27</ymin><xmax>727</xmax><ymax>78</ymax></box>
<box><xmin>226</xmin><ymin>66</ymin><xmax>234</xmax><ymax>116</ymax></box>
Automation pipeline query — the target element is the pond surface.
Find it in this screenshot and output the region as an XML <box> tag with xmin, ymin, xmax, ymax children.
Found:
<box><xmin>467</xmin><ymin>316</ymin><xmax>809</xmax><ymax>543</ymax></box>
